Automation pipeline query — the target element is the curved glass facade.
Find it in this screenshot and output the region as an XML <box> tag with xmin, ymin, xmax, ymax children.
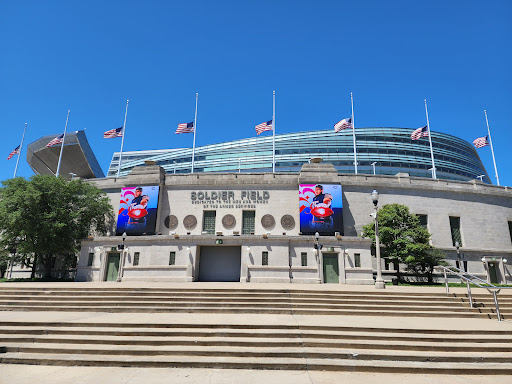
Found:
<box><xmin>107</xmin><ymin>127</ymin><xmax>491</xmax><ymax>183</ymax></box>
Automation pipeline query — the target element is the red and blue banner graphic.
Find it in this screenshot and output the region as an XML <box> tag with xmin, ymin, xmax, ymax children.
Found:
<box><xmin>299</xmin><ymin>184</ymin><xmax>343</xmax><ymax>235</ymax></box>
<box><xmin>116</xmin><ymin>186</ymin><xmax>160</xmax><ymax>235</ymax></box>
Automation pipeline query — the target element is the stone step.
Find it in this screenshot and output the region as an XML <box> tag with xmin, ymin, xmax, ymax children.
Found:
<box><xmin>2</xmin><ymin>326</ymin><xmax>511</xmax><ymax>344</ymax></box>
<box><xmin>1</xmin><ymin>352</ymin><xmax>511</xmax><ymax>374</ymax></box>
<box><xmin>0</xmin><ymin>305</ymin><xmax>491</xmax><ymax>318</ymax></box>
<box><xmin>0</xmin><ymin>294</ymin><xmax>470</xmax><ymax>304</ymax></box>
<box><xmin>2</xmin><ymin>334</ymin><xmax>511</xmax><ymax>352</ymax></box>
<box><xmin>2</xmin><ymin>321</ymin><xmax>508</xmax><ymax>335</ymax></box>
<box><xmin>0</xmin><ymin>299</ymin><xmax>476</xmax><ymax>310</ymax></box>
<box><xmin>0</xmin><ymin>327</ymin><xmax>512</xmax><ymax>348</ymax></box>
<box><xmin>3</xmin><ymin>343</ymin><xmax>512</xmax><ymax>362</ymax></box>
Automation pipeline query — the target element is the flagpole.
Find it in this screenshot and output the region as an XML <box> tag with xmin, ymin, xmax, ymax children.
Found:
<box><xmin>484</xmin><ymin>110</ymin><xmax>500</xmax><ymax>186</ymax></box>
<box><xmin>191</xmin><ymin>93</ymin><xmax>198</xmax><ymax>173</ymax></box>
<box><xmin>351</xmin><ymin>92</ymin><xmax>358</xmax><ymax>174</ymax></box>
<box><xmin>272</xmin><ymin>90</ymin><xmax>275</xmax><ymax>173</ymax></box>
<box><xmin>13</xmin><ymin>123</ymin><xmax>27</xmax><ymax>178</ymax></box>
<box><xmin>116</xmin><ymin>100</ymin><xmax>129</xmax><ymax>178</ymax></box>
<box><xmin>56</xmin><ymin>110</ymin><xmax>70</xmax><ymax>178</ymax></box>
<box><xmin>424</xmin><ymin>99</ymin><xmax>437</xmax><ymax>180</ymax></box>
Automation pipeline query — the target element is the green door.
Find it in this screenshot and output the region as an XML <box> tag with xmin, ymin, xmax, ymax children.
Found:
<box><xmin>488</xmin><ymin>262</ymin><xmax>498</xmax><ymax>284</ymax></box>
<box><xmin>106</xmin><ymin>253</ymin><xmax>120</xmax><ymax>281</ymax></box>
<box><xmin>323</xmin><ymin>254</ymin><xmax>339</xmax><ymax>284</ymax></box>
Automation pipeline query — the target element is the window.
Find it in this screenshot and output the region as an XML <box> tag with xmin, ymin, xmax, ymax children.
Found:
<box><xmin>169</xmin><ymin>251</ymin><xmax>176</xmax><ymax>265</ymax></box>
<box><xmin>354</xmin><ymin>253</ymin><xmax>361</xmax><ymax>268</ymax></box>
<box><xmin>242</xmin><ymin>211</ymin><xmax>255</xmax><ymax>234</ymax></box>
<box><xmin>203</xmin><ymin>211</ymin><xmax>216</xmax><ymax>234</ymax></box>
<box><xmin>508</xmin><ymin>221</ymin><xmax>512</xmax><ymax>244</ymax></box>
<box><xmin>87</xmin><ymin>253</ymin><xmax>94</xmax><ymax>267</ymax></box>
<box><xmin>301</xmin><ymin>252</ymin><xmax>307</xmax><ymax>266</ymax></box>
<box><xmin>417</xmin><ymin>214</ymin><xmax>428</xmax><ymax>228</ymax></box>
<box><xmin>262</xmin><ymin>251</ymin><xmax>268</xmax><ymax>266</ymax></box>
<box><xmin>133</xmin><ymin>252</ymin><xmax>140</xmax><ymax>266</ymax></box>
<box><xmin>449</xmin><ymin>216</ymin><xmax>462</xmax><ymax>246</ymax></box>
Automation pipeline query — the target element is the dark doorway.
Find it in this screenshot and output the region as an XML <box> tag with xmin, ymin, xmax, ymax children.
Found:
<box><xmin>199</xmin><ymin>246</ymin><xmax>241</xmax><ymax>282</ymax></box>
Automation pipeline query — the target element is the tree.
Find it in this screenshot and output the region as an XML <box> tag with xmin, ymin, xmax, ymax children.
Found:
<box><xmin>0</xmin><ymin>175</ymin><xmax>114</xmax><ymax>279</ymax></box>
<box><xmin>362</xmin><ymin>203</ymin><xmax>439</xmax><ymax>282</ymax></box>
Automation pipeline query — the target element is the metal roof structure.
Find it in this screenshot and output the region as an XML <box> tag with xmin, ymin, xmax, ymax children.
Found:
<box><xmin>27</xmin><ymin>130</ymin><xmax>104</xmax><ymax>179</ymax></box>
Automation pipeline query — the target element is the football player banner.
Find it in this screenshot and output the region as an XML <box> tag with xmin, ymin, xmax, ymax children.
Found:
<box><xmin>116</xmin><ymin>186</ymin><xmax>160</xmax><ymax>235</ymax></box>
<box><xmin>299</xmin><ymin>184</ymin><xmax>343</xmax><ymax>235</ymax></box>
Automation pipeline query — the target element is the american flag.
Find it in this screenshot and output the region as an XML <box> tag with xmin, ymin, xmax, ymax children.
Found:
<box><xmin>411</xmin><ymin>126</ymin><xmax>429</xmax><ymax>140</ymax></box>
<box><xmin>473</xmin><ymin>135</ymin><xmax>489</xmax><ymax>148</ymax></box>
<box><xmin>255</xmin><ymin>120</ymin><xmax>273</xmax><ymax>135</ymax></box>
<box><xmin>334</xmin><ymin>117</ymin><xmax>352</xmax><ymax>132</ymax></box>
<box><xmin>7</xmin><ymin>145</ymin><xmax>20</xmax><ymax>160</ymax></box>
<box><xmin>176</xmin><ymin>122</ymin><xmax>194</xmax><ymax>134</ymax></box>
<box><xmin>46</xmin><ymin>134</ymin><xmax>64</xmax><ymax>147</ymax></box>
<box><xmin>103</xmin><ymin>127</ymin><xmax>123</xmax><ymax>138</ymax></box>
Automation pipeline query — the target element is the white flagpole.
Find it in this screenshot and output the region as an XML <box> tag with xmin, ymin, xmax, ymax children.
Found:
<box><xmin>351</xmin><ymin>92</ymin><xmax>358</xmax><ymax>174</ymax></box>
<box><xmin>484</xmin><ymin>110</ymin><xmax>500</xmax><ymax>186</ymax></box>
<box><xmin>191</xmin><ymin>93</ymin><xmax>198</xmax><ymax>173</ymax></box>
<box><xmin>116</xmin><ymin>100</ymin><xmax>129</xmax><ymax>178</ymax></box>
<box><xmin>272</xmin><ymin>90</ymin><xmax>276</xmax><ymax>173</ymax></box>
<box><xmin>424</xmin><ymin>99</ymin><xmax>437</xmax><ymax>180</ymax></box>
<box><xmin>56</xmin><ymin>110</ymin><xmax>70</xmax><ymax>177</ymax></box>
<box><xmin>13</xmin><ymin>122</ymin><xmax>27</xmax><ymax>178</ymax></box>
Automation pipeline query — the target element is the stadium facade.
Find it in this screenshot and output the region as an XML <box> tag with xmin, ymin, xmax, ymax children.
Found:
<box><xmin>107</xmin><ymin>127</ymin><xmax>492</xmax><ymax>184</ymax></box>
<box><xmin>76</xmin><ymin>160</ymin><xmax>512</xmax><ymax>285</ymax></box>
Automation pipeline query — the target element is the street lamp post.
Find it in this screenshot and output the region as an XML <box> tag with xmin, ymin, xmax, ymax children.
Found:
<box><xmin>371</xmin><ymin>162</ymin><xmax>377</xmax><ymax>175</ymax></box>
<box><xmin>455</xmin><ymin>241</ymin><xmax>461</xmax><ymax>269</ymax></box>
<box><xmin>314</xmin><ymin>232</ymin><xmax>323</xmax><ymax>282</ymax></box>
<box><xmin>371</xmin><ymin>190</ymin><xmax>385</xmax><ymax>289</ymax></box>
<box><xmin>117</xmin><ymin>232</ymin><xmax>127</xmax><ymax>282</ymax></box>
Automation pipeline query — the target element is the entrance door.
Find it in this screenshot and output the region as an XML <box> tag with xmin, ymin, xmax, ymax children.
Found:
<box><xmin>199</xmin><ymin>246</ymin><xmax>241</xmax><ymax>282</ymax></box>
<box><xmin>488</xmin><ymin>262</ymin><xmax>499</xmax><ymax>284</ymax></box>
<box><xmin>106</xmin><ymin>253</ymin><xmax>120</xmax><ymax>281</ymax></box>
<box><xmin>323</xmin><ymin>253</ymin><xmax>339</xmax><ymax>284</ymax></box>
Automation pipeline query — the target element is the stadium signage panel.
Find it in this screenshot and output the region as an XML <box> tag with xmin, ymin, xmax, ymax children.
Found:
<box><xmin>190</xmin><ymin>191</ymin><xmax>270</xmax><ymax>201</ymax></box>
<box><xmin>299</xmin><ymin>184</ymin><xmax>343</xmax><ymax>235</ymax></box>
<box><xmin>116</xmin><ymin>186</ymin><xmax>160</xmax><ymax>235</ymax></box>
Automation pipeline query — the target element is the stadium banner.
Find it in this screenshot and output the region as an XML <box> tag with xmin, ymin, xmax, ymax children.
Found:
<box><xmin>116</xmin><ymin>186</ymin><xmax>160</xmax><ymax>235</ymax></box>
<box><xmin>299</xmin><ymin>184</ymin><xmax>343</xmax><ymax>235</ymax></box>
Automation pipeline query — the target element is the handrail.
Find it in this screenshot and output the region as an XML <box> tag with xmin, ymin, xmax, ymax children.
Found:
<box><xmin>435</xmin><ymin>265</ymin><xmax>512</xmax><ymax>322</ymax></box>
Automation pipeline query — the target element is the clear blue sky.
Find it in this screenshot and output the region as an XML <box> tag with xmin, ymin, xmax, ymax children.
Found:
<box><xmin>1</xmin><ymin>1</ymin><xmax>510</xmax><ymax>185</ymax></box>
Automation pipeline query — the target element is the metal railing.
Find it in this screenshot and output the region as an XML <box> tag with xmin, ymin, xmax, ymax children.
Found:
<box><xmin>435</xmin><ymin>265</ymin><xmax>512</xmax><ymax>321</ymax></box>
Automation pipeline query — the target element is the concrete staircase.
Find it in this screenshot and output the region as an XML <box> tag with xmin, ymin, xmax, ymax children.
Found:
<box><xmin>0</xmin><ymin>286</ymin><xmax>510</xmax><ymax>318</ymax></box>
<box><xmin>1</xmin><ymin>284</ymin><xmax>511</xmax><ymax>374</ymax></box>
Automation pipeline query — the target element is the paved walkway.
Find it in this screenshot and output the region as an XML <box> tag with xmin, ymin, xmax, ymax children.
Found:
<box><xmin>1</xmin><ymin>365</ymin><xmax>511</xmax><ymax>384</ymax></box>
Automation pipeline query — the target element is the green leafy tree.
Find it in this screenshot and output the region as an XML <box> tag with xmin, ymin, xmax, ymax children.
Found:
<box><xmin>0</xmin><ymin>175</ymin><xmax>114</xmax><ymax>279</ymax></box>
<box><xmin>362</xmin><ymin>203</ymin><xmax>439</xmax><ymax>282</ymax></box>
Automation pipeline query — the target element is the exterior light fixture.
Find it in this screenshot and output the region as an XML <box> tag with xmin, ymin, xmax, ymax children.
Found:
<box><xmin>371</xmin><ymin>189</ymin><xmax>385</xmax><ymax>289</ymax></box>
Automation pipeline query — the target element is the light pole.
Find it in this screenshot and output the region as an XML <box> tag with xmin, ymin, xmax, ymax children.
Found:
<box><xmin>476</xmin><ymin>175</ymin><xmax>485</xmax><ymax>182</ymax></box>
<box><xmin>371</xmin><ymin>162</ymin><xmax>377</xmax><ymax>175</ymax></box>
<box><xmin>371</xmin><ymin>190</ymin><xmax>385</xmax><ymax>289</ymax></box>
<box><xmin>455</xmin><ymin>241</ymin><xmax>461</xmax><ymax>269</ymax></box>
<box><xmin>117</xmin><ymin>232</ymin><xmax>127</xmax><ymax>282</ymax></box>
<box><xmin>314</xmin><ymin>232</ymin><xmax>323</xmax><ymax>282</ymax></box>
